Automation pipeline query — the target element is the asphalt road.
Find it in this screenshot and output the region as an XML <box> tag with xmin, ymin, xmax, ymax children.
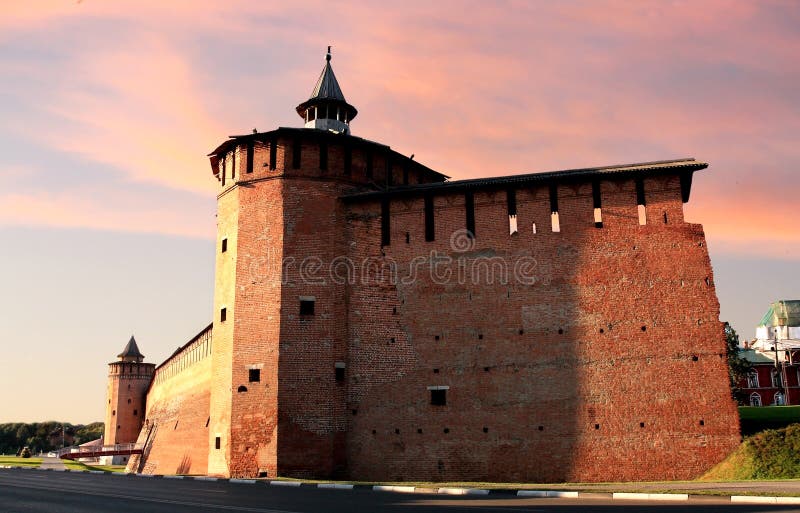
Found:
<box><xmin>2</xmin><ymin>469</ymin><xmax>800</xmax><ymax>513</ymax></box>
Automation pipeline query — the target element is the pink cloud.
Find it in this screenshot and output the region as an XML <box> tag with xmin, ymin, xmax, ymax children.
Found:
<box><xmin>1</xmin><ymin>1</ymin><xmax>797</xmax><ymax>254</ymax></box>
<box><xmin>0</xmin><ymin>188</ymin><xmax>213</xmax><ymax>239</ymax></box>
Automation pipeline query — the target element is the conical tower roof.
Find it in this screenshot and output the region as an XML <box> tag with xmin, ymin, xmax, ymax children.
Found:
<box><xmin>117</xmin><ymin>335</ymin><xmax>144</xmax><ymax>362</ymax></box>
<box><xmin>296</xmin><ymin>47</ymin><xmax>357</xmax><ymax>133</ymax></box>
<box><xmin>309</xmin><ymin>54</ymin><xmax>347</xmax><ymax>103</ymax></box>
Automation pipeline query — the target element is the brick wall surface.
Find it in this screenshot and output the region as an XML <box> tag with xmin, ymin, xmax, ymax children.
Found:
<box><xmin>127</xmin><ymin>336</ymin><xmax>212</xmax><ymax>476</ymax></box>
<box><xmin>342</xmin><ymin>173</ymin><xmax>739</xmax><ymax>482</ymax></box>
<box><xmin>208</xmin><ymin>181</ymin><xmax>241</xmax><ymax>476</ymax></box>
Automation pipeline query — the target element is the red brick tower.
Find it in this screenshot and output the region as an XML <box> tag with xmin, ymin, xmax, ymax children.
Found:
<box><xmin>103</xmin><ymin>336</ymin><xmax>155</xmax><ymax>464</ymax></box>
<box><xmin>206</xmin><ymin>49</ymin><xmax>446</xmax><ymax>477</ymax></box>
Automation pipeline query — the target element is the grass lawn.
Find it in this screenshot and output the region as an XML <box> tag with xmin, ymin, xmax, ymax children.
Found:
<box><xmin>739</xmin><ymin>406</ymin><xmax>800</xmax><ymax>421</ymax></box>
<box><xmin>0</xmin><ymin>456</ymin><xmax>42</xmax><ymax>467</ymax></box>
<box><xmin>62</xmin><ymin>460</ymin><xmax>125</xmax><ymax>473</ymax></box>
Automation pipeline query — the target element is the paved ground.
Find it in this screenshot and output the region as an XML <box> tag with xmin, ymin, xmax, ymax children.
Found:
<box><xmin>540</xmin><ymin>480</ymin><xmax>800</xmax><ymax>496</ymax></box>
<box><xmin>2</xmin><ymin>468</ymin><xmax>800</xmax><ymax>513</ymax></box>
<box><xmin>37</xmin><ymin>456</ymin><xmax>66</xmax><ymax>471</ymax></box>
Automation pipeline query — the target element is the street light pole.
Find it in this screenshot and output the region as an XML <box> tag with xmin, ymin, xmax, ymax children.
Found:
<box><xmin>773</xmin><ymin>325</ymin><xmax>789</xmax><ymax>406</ymax></box>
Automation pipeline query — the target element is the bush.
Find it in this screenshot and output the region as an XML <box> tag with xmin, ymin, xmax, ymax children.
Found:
<box><xmin>20</xmin><ymin>447</ymin><xmax>31</xmax><ymax>458</ymax></box>
<box><xmin>703</xmin><ymin>422</ymin><xmax>800</xmax><ymax>480</ymax></box>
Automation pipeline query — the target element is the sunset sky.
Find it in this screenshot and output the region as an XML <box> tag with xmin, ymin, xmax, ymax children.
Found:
<box><xmin>1</xmin><ymin>1</ymin><xmax>798</xmax><ymax>424</ymax></box>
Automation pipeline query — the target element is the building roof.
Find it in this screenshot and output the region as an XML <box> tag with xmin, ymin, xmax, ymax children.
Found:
<box><xmin>342</xmin><ymin>158</ymin><xmax>706</xmax><ymax>202</ymax></box>
<box><xmin>309</xmin><ymin>52</ymin><xmax>347</xmax><ymax>103</ymax></box>
<box><xmin>739</xmin><ymin>348</ymin><xmax>776</xmax><ymax>364</ymax></box>
<box><xmin>758</xmin><ymin>300</ymin><xmax>800</xmax><ymax>328</ymax></box>
<box><xmin>118</xmin><ymin>335</ymin><xmax>144</xmax><ymax>360</ymax></box>
<box><xmin>295</xmin><ymin>49</ymin><xmax>358</xmax><ymax>122</ymax></box>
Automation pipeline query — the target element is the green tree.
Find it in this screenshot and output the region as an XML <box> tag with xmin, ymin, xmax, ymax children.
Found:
<box><xmin>726</xmin><ymin>322</ymin><xmax>752</xmax><ymax>404</ymax></box>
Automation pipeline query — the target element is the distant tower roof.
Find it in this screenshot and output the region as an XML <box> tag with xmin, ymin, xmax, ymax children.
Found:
<box><xmin>758</xmin><ymin>300</ymin><xmax>800</xmax><ymax>328</ymax></box>
<box><xmin>118</xmin><ymin>335</ymin><xmax>144</xmax><ymax>363</ymax></box>
<box><xmin>296</xmin><ymin>47</ymin><xmax>358</xmax><ymax>134</ymax></box>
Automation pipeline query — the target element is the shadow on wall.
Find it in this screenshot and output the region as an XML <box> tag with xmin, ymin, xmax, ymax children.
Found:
<box><xmin>341</xmin><ymin>178</ymin><xmax>737</xmax><ymax>482</ymax></box>
<box><xmin>131</xmin><ymin>423</ymin><xmax>157</xmax><ymax>474</ymax></box>
<box><xmin>176</xmin><ymin>452</ymin><xmax>192</xmax><ymax>475</ymax></box>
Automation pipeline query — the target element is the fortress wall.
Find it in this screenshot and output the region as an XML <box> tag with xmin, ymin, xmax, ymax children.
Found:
<box><xmin>600</xmin><ymin>179</ymin><xmax>639</xmax><ymax>229</ymax></box>
<box><xmin>645</xmin><ymin>174</ymin><xmax>685</xmax><ymax>225</ymax></box>
<box><xmin>224</xmin><ymin>178</ymin><xmax>283</xmax><ymax>478</ymax></box>
<box><xmin>342</xmin><ymin>174</ymin><xmax>740</xmax><ymax>482</ymax></box>
<box><xmin>208</xmin><ymin>183</ymin><xmax>240</xmax><ymax>476</ymax></box>
<box><xmin>276</xmin><ymin>176</ymin><xmax>356</xmax><ymax>478</ymax></box>
<box><xmin>129</xmin><ymin>328</ymin><xmax>212</xmax><ymax>475</ymax></box>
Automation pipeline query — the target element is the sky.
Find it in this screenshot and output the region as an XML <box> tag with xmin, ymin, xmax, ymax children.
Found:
<box><xmin>1</xmin><ymin>0</ymin><xmax>799</xmax><ymax>424</ymax></box>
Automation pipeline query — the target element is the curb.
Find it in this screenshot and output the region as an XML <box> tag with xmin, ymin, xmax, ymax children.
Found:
<box><xmin>3</xmin><ymin>467</ymin><xmax>800</xmax><ymax>503</ymax></box>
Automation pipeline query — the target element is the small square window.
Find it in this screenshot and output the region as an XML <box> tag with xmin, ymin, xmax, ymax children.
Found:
<box><xmin>335</xmin><ymin>367</ymin><xmax>345</xmax><ymax>382</ymax></box>
<box><xmin>221</xmin><ymin>238</ymin><xmax>228</xmax><ymax>253</ymax></box>
<box><xmin>249</xmin><ymin>369</ymin><xmax>260</xmax><ymax>383</ymax></box>
<box><xmin>299</xmin><ymin>300</ymin><xmax>315</xmax><ymax>316</ymax></box>
<box><xmin>215</xmin><ymin>436</ymin><xmax>221</xmax><ymax>449</ymax></box>
<box><xmin>430</xmin><ymin>389</ymin><xmax>447</xmax><ymax>406</ymax></box>
<box><xmin>220</xmin><ymin>308</ymin><xmax>227</xmax><ymax>322</ymax></box>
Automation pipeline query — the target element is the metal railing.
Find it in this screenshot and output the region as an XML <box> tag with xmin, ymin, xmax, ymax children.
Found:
<box><xmin>54</xmin><ymin>443</ymin><xmax>143</xmax><ymax>459</ymax></box>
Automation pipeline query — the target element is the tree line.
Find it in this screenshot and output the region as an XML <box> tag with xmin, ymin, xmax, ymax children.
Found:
<box><xmin>0</xmin><ymin>422</ymin><xmax>103</xmax><ymax>455</ymax></box>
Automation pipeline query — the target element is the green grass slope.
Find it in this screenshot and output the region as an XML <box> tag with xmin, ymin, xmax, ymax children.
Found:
<box><xmin>702</xmin><ymin>423</ymin><xmax>800</xmax><ymax>480</ymax></box>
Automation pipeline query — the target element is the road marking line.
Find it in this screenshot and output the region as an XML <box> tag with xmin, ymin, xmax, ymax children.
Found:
<box><xmin>269</xmin><ymin>481</ymin><xmax>301</xmax><ymax>487</ymax></box>
<box><xmin>317</xmin><ymin>483</ymin><xmax>354</xmax><ymax>490</ymax></box>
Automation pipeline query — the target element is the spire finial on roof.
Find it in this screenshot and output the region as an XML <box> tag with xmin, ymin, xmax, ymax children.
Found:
<box><xmin>295</xmin><ymin>48</ymin><xmax>358</xmax><ymax>134</ymax></box>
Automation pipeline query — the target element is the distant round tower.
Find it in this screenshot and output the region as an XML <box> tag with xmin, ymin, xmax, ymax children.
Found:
<box><xmin>103</xmin><ymin>336</ymin><xmax>155</xmax><ymax>464</ymax></box>
<box><xmin>295</xmin><ymin>47</ymin><xmax>357</xmax><ymax>134</ymax></box>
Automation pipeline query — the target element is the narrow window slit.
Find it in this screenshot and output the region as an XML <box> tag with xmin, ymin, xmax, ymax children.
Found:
<box><xmin>636</xmin><ymin>179</ymin><xmax>647</xmax><ymax>225</ymax></box>
<box><xmin>381</xmin><ymin>199</ymin><xmax>391</xmax><ymax>247</ymax></box>
<box><xmin>269</xmin><ymin>137</ymin><xmax>277</xmax><ymax>170</ymax></box>
<box><xmin>465</xmin><ymin>191</ymin><xmax>475</xmax><ymax>238</ymax></box>
<box><xmin>509</xmin><ymin>215</ymin><xmax>518</xmax><ymax>235</ymax></box>
<box><xmin>292</xmin><ymin>138</ymin><xmax>301</xmax><ymax>169</ymax></box>
<box><xmin>424</xmin><ymin>194</ymin><xmax>435</xmax><ymax>241</ymax></box>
